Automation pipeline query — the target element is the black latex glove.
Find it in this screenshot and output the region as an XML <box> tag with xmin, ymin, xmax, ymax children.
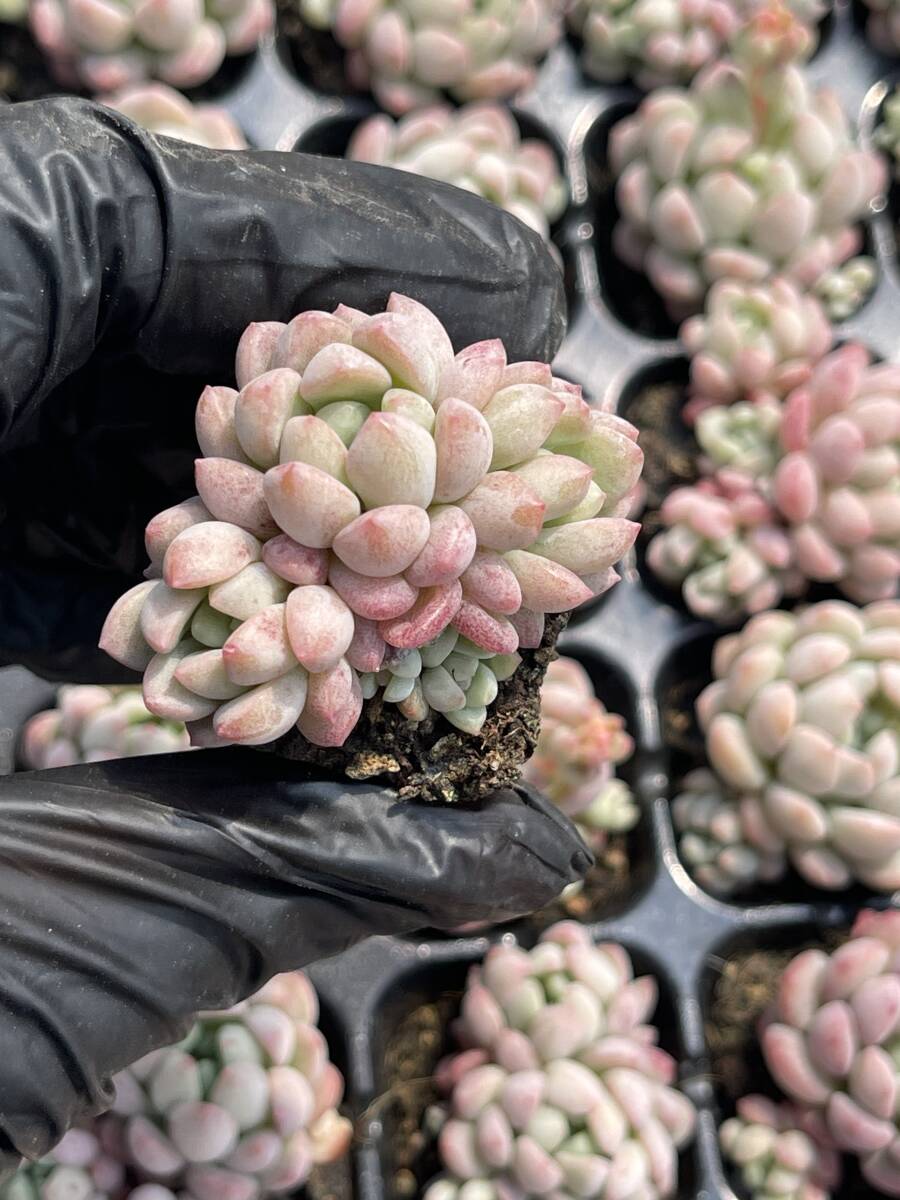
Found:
<box><xmin>0</xmin><ymin>98</ymin><xmax>587</xmax><ymax>1171</ymax></box>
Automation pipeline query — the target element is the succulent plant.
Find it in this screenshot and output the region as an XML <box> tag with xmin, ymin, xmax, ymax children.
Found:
<box><xmin>761</xmin><ymin>908</ymin><xmax>900</xmax><ymax>1196</ymax></box>
<box><xmin>609</xmin><ymin>6</ymin><xmax>886</xmax><ymax>319</ymax></box>
<box><xmin>568</xmin><ymin>0</ymin><xmax>826</xmax><ymax>89</ymax></box>
<box><xmin>523</xmin><ymin>656</ymin><xmax>638</xmax><ymax>854</ymax></box>
<box><xmin>694</xmin><ymin>599</ymin><xmax>900</xmax><ymax>893</ymax></box>
<box><xmin>346</xmin><ymin>103</ymin><xmax>566</xmax><ymax>245</ymax></box>
<box><xmin>102</xmin><ymin>83</ymin><xmax>246</xmax><ymax>148</ymax></box>
<box><xmin>811</xmin><ymin>255</ymin><xmax>878</xmax><ymax>323</ymax></box>
<box><xmin>646</xmin><ymin>467</ymin><xmax>798</xmax><ymax>620</ymax></box>
<box><xmin>20</xmin><ymin>685</ymin><xmax>190</xmax><ymax>769</ymax></box>
<box><xmin>423</xmin><ymin>920</ymin><xmax>697</xmax><ymax>1200</ymax></box>
<box><xmin>0</xmin><ymin>1126</ymin><xmax>127</xmax><ymax>1200</ymax></box>
<box><xmin>679</xmin><ymin>278</ymin><xmax>832</xmax><ymax>426</ymax></box>
<box><xmin>771</xmin><ymin>344</ymin><xmax>900</xmax><ymax>605</ymax></box>
<box><xmin>673</xmin><ymin>766</ymin><xmax>787</xmax><ymax>893</ymax></box>
<box><xmin>861</xmin><ymin>0</ymin><xmax>900</xmax><ymax>55</ymax></box>
<box><xmin>0</xmin><ymin>0</ymin><xmax>26</xmax><ymax>22</ymax></box>
<box><xmin>100</xmin><ymin>294</ymin><xmax>643</xmax><ymax>750</ymax></box>
<box><xmin>720</xmin><ymin>1093</ymin><xmax>842</xmax><ymax>1200</ymax></box>
<box><xmin>1</xmin><ymin>972</ymin><xmax>349</xmax><ymax>1200</ymax></box>
<box><xmin>29</xmin><ymin>0</ymin><xmax>274</xmax><ymax>92</ymax></box>
<box><xmin>103</xmin><ymin>970</ymin><xmax>351</xmax><ymax>1199</ymax></box>
<box><xmin>297</xmin><ymin>0</ymin><xmax>565</xmax><ymax>115</ymax></box>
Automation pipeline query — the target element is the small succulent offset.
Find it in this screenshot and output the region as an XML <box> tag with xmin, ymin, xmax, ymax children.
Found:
<box><xmin>100</xmin><ymin>294</ymin><xmax>643</xmax><ymax>750</ymax></box>
<box><xmin>646</xmin><ymin>467</ymin><xmax>797</xmax><ymax>621</ymax></box>
<box><xmin>568</xmin><ymin>0</ymin><xmax>826</xmax><ymax>89</ymax></box>
<box><xmin>861</xmin><ymin>0</ymin><xmax>900</xmax><ymax>55</ymax></box>
<box><xmin>29</xmin><ymin>0</ymin><xmax>274</xmax><ymax>92</ymax></box>
<box><xmin>347</xmin><ymin>103</ymin><xmax>566</xmax><ymax>245</ymax></box>
<box><xmin>20</xmin><ymin>685</ymin><xmax>190</xmax><ymax>769</ymax></box>
<box><xmin>2</xmin><ymin>971</ymin><xmax>350</xmax><ymax>1200</ymax></box>
<box><xmin>297</xmin><ymin>0</ymin><xmax>565</xmax><ymax>115</ymax></box>
<box><xmin>102</xmin><ymin>83</ymin><xmax>246</xmax><ymax>149</ymax></box>
<box><xmin>719</xmin><ymin>1093</ymin><xmax>842</xmax><ymax>1200</ymax></box>
<box><xmin>523</xmin><ymin>656</ymin><xmax>638</xmax><ymax>853</ymax></box>
<box><xmin>423</xmin><ymin>921</ymin><xmax>697</xmax><ymax>1200</ymax></box>
<box><xmin>761</xmin><ymin>909</ymin><xmax>900</xmax><ymax>1197</ymax></box>
<box><xmin>609</xmin><ymin>5</ymin><xmax>885</xmax><ymax>319</ymax></box>
<box><xmin>646</xmin><ymin>340</ymin><xmax>900</xmax><ymax>620</ymax></box>
<box><xmin>687</xmin><ymin>599</ymin><xmax>900</xmax><ymax>894</ymax></box>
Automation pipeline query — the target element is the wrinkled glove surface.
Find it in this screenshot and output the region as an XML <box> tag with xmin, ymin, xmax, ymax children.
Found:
<box><xmin>0</xmin><ymin>98</ymin><xmax>585</xmax><ymax>1173</ymax></box>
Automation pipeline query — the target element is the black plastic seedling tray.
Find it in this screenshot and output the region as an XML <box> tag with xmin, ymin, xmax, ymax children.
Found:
<box><xmin>3</xmin><ymin>2</ymin><xmax>900</xmax><ymax>1196</ymax></box>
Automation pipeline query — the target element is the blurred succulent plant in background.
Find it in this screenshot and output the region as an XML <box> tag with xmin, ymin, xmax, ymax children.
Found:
<box><xmin>877</xmin><ymin>85</ymin><xmax>900</xmax><ymax>175</ymax></box>
<box><xmin>609</xmin><ymin>4</ymin><xmax>885</xmax><ymax>319</ymax></box>
<box><xmin>685</xmin><ymin>600</ymin><xmax>900</xmax><ymax>894</ymax></box>
<box><xmin>523</xmin><ymin>656</ymin><xmax>638</xmax><ymax>853</ymax></box>
<box><xmin>646</xmin><ymin>338</ymin><xmax>900</xmax><ymax>620</ymax></box>
<box><xmin>102</xmin><ymin>82</ymin><xmax>246</xmax><ymax>148</ymax></box>
<box><xmin>568</xmin><ymin>0</ymin><xmax>827</xmax><ymax>89</ymax></box>
<box><xmin>423</xmin><ymin>920</ymin><xmax>697</xmax><ymax>1200</ymax></box>
<box><xmin>760</xmin><ymin>908</ymin><xmax>900</xmax><ymax>1197</ymax></box>
<box><xmin>20</xmin><ymin>685</ymin><xmax>190</xmax><ymax>769</ymax></box>
<box><xmin>646</xmin><ymin>467</ymin><xmax>798</xmax><ymax>620</ymax></box>
<box><xmin>2</xmin><ymin>972</ymin><xmax>350</xmax><ymax>1200</ymax></box>
<box><xmin>347</xmin><ymin>103</ymin><xmax>566</xmax><ymax>244</ymax></box>
<box><xmin>30</xmin><ymin>0</ymin><xmax>274</xmax><ymax>92</ymax></box>
<box><xmin>100</xmin><ymin>294</ymin><xmax>643</xmax><ymax>750</ymax></box>
<box><xmin>679</xmin><ymin>279</ymin><xmax>832</xmax><ymax>426</ymax></box>
<box><xmin>297</xmin><ymin>0</ymin><xmax>565</xmax><ymax>115</ymax></box>
<box><xmin>861</xmin><ymin>0</ymin><xmax>900</xmax><ymax>54</ymax></box>
<box><xmin>0</xmin><ymin>0</ymin><xmax>25</xmax><ymax>23</ymax></box>
<box><xmin>719</xmin><ymin>1093</ymin><xmax>842</xmax><ymax>1200</ymax></box>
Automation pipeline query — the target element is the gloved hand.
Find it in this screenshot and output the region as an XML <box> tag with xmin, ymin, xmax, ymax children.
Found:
<box><xmin>0</xmin><ymin>98</ymin><xmax>589</xmax><ymax>1171</ymax></box>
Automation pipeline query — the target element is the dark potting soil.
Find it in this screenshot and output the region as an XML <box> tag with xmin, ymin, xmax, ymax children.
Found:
<box><xmin>307</xmin><ymin>1154</ymin><xmax>355</xmax><ymax>1200</ymax></box>
<box><xmin>275</xmin><ymin>0</ymin><xmax>358</xmax><ymax>95</ymax></box>
<box><xmin>268</xmin><ymin>614</ymin><xmax>568</xmax><ymax>804</ymax></box>
<box><xmin>625</xmin><ymin>379</ymin><xmax>698</xmax><ymax>524</ymax></box>
<box><xmin>0</xmin><ymin>22</ymin><xmax>62</xmax><ymax>102</ymax></box>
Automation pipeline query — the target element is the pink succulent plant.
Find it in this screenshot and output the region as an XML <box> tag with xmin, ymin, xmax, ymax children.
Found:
<box><xmin>1</xmin><ymin>971</ymin><xmax>350</xmax><ymax>1200</ymax></box>
<box><xmin>761</xmin><ymin>909</ymin><xmax>900</xmax><ymax>1197</ymax></box>
<box><xmin>609</xmin><ymin>5</ymin><xmax>885</xmax><ymax>319</ymax></box>
<box><xmin>424</xmin><ymin>921</ymin><xmax>697</xmax><ymax>1200</ymax></box>
<box><xmin>298</xmin><ymin>0</ymin><xmax>565</xmax><ymax>115</ymax></box>
<box><xmin>523</xmin><ymin>656</ymin><xmax>638</xmax><ymax>853</ymax></box>
<box><xmin>100</xmin><ymin>294</ymin><xmax>643</xmax><ymax>750</ymax></box>
<box><xmin>102</xmin><ymin>82</ymin><xmax>246</xmax><ymax>149</ymax></box>
<box><xmin>568</xmin><ymin>0</ymin><xmax>827</xmax><ymax>88</ymax></box>
<box><xmin>720</xmin><ymin>1093</ymin><xmax>842</xmax><ymax>1200</ymax></box>
<box><xmin>30</xmin><ymin>0</ymin><xmax>274</xmax><ymax>92</ymax></box>
<box><xmin>695</xmin><ymin>600</ymin><xmax>900</xmax><ymax>893</ymax></box>
<box><xmin>347</xmin><ymin>103</ymin><xmax>566</xmax><ymax>245</ymax></box>
<box><xmin>20</xmin><ymin>685</ymin><xmax>190</xmax><ymax>769</ymax></box>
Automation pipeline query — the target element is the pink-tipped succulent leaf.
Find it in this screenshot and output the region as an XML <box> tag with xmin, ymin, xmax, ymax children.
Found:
<box><xmin>101</xmin><ymin>82</ymin><xmax>247</xmax><ymax>148</ymax></box>
<box><xmin>720</xmin><ymin>1093</ymin><xmax>842</xmax><ymax>1200</ymax></box>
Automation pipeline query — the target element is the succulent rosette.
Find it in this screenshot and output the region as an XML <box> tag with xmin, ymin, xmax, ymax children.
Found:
<box><xmin>673</xmin><ymin>766</ymin><xmax>787</xmax><ymax>894</ymax></box>
<box><xmin>719</xmin><ymin>1093</ymin><xmax>842</xmax><ymax>1200</ymax></box>
<box><xmin>568</xmin><ymin>0</ymin><xmax>826</xmax><ymax>89</ymax></box>
<box><xmin>2</xmin><ymin>972</ymin><xmax>349</xmax><ymax>1200</ymax></box>
<box><xmin>29</xmin><ymin>0</ymin><xmax>274</xmax><ymax>92</ymax></box>
<box><xmin>679</xmin><ymin>278</ymin><xmax>832</xmax><ymax>425</ymax></box>
<box><xmin>346</xmin><ymin>103</ymin><xmax>566</xmax><ymax>245</ymax></box>
<box><xmin>20</xmin><ymin>684</ymin><xmax>190</xmax><ymax>769</ymax></box>
<box><xmin>523</xmin><ymin>656</ymin><xmax>638</xmax><ymax>852</ymax></box>
<box><xmin>696</xmin><ymin>599</ymin><xmax>900</xmax><ymax>892</ymax></box>
<box><xmin>102</xmin><ymin>82</ymin><xmax>246</xmax><ymax>148</ymax></box>
<box><xmin>423</xmin><ymin>921</ymin><xmax>697</xmax><ymax>1200</ymax></box>
<box><xmin>297</xmin><ymin>0</ymin><xmax>565</xmax><ymax>115</ymax></box>
<box><xmin>609</xmin><ymin>7</ymin><xmax>886</xmax><ymax>319</ymax></box>
<box><xmin>100</xmin><ymin>294</ymin><xmax>643</xmax><ymax>754</ymax></box>
<box><xmin>646</xmin><ymin>467</ymin><xmax>798</xmax><ymax>620</ymax></box>
<box><xmin>862</xmin><ymin>0</ymin><xmax>900</xmax><ymax>54</ymax></box>
<box><xmin>878</xmin><ymin>85</ymin><xmax>900</xmax><ymax>175</ymax></box>
<box><xmin>771</xmin><ymin>344</ymin><xmax>900</xmax><ymax>605</ymax></box>
<box><xmin>761</xmin><ymin>909</ymin><xmax>900</xmax><ymax>1196</ymax></box>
